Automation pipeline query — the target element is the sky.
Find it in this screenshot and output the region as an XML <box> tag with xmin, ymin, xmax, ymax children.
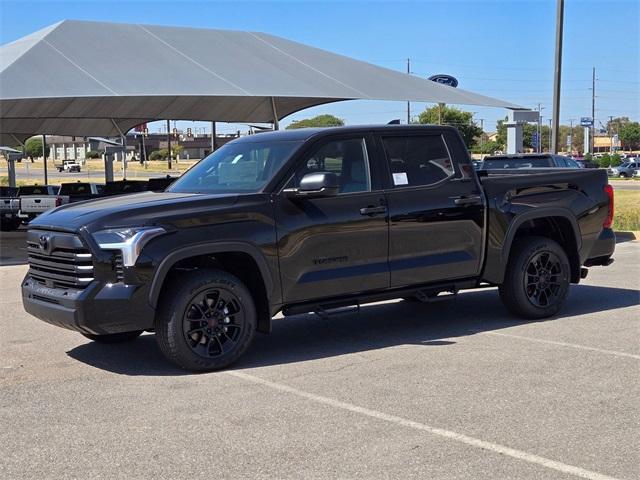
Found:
<box><xmin>1</xmin><ymin>0</ymin><xmax>638</xmax><ymax>135</ymax></box>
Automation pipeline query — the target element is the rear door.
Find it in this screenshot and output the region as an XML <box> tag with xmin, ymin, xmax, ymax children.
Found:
<box><xmin>275</xmin><ymin>134</ymin><xmax>390</xmax><ymax>303</ymax></box>
<box><xmin>378</xmin><ymin>130</ymin><xmax>486</xmax><ymax>287</ymax></box>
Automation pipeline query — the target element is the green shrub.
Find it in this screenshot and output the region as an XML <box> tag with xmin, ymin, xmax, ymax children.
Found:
<box><xmin>148</xmin><ymin>150</ymin><xmax>166</xmax><ymax>160</ymax></box>
<box><xmin>85</xmin><ymin>150</ymin><xmax>102</xmax><ymax>159</ymax></box>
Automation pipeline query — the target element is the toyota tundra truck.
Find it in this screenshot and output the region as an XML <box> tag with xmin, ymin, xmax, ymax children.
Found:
<box><xmin>21</xmin><ymin>125</ymin><xmax>616</xmax><ymax>372</ymax></box>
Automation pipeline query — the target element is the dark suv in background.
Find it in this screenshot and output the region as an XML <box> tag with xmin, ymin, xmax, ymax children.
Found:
<box><xmin>480</xmin><ymin>154</ymin><xmax>581</xmax><ymax>170</ymax></box>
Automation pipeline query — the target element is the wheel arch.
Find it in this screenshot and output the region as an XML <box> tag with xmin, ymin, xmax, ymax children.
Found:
<box><xmin>501</xmin><ymin>208</ymin><xmax>582</xmax><ymax>283</ymax></box>
<box><xmin>149</xmin><ymin>242</ymin><xmax>276</xmax><ymax>333</ymax></box>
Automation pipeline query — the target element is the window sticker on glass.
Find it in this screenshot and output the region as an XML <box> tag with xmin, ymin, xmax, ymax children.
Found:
<box><xmin>393</xmin><ymin>172</ymin><xmax>409</xmax><ymax>186</ymax></box>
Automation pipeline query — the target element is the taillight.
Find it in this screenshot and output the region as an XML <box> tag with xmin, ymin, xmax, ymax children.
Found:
<box><xmin>603</xmin><ymin>184</ymin><xmax>614</xmax><ymax>229</ymax></box>
<box><xmin>55</xmin><ymin>197</ymin><xmax>62</xmax><ymax>207</ymax></box>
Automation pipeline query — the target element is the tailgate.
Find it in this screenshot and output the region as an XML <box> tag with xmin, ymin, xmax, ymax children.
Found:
<box><xmin>0</xmin><ymin>198</ymin><xmax>19</xmax><ymax>212</ymax></box>
<box><xmin>20</xmin><ymin>196</ymin><xmax>59</xmax><ymax>213</ymax></box>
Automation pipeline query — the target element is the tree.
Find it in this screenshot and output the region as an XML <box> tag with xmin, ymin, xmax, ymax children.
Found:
<box><xmin>286</xmin><ymin>114</ymin><xmax>345</xmax><ymax>129</ymax></box>
<box><xmin>24</xmin><ymin>137</ymin><xmax>50</xmax><ymax>161</ymax></box>
<box><xmin>417</xmin><ymin>105</ymin><xmax>482</xmax><ymax>148</ymax></box>
<box><xmin>171</xmin><ymin>144</ymin><xmax>184</xmax><ymax>159</ymax></box>
<box><xmin>619</xmin><ymin>122</ymin><xmax>640</xmax><ymax>150</ymax></box>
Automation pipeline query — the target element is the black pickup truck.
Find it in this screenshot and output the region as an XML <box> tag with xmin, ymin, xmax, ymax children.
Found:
<box><xmin>21</xmin><ymin>125</ymin><xmax>615</xmax><ymax>371</ymax></box>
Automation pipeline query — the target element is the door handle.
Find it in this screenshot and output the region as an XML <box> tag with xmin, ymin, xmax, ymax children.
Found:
<box><xmin>360</xmin><ymin>205</ymin><xmax>387</xmax><ymax>216</ymax></box>
<box><xmin>453</xmin><ymin>195</ymin><xmax>482</xmax><ymax>206</ymax></box>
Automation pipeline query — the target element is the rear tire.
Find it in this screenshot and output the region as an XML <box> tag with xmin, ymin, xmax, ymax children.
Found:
<box><xmin>155</xmin><ymin>269</ymin><xmax>256</xmax><ymax>372</ymax></box>
<box><xmin>82</xmin><ymin>330</ymin><xmax>143</xmax><ymax>343</ymax></box>
<box><xmin>499</xmin><ymin>236</ymin><xmax>570</xmax><ymax>319</ymax></box>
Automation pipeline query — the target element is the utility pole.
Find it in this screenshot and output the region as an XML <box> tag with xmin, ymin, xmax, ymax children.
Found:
<box><xmin>166</xmin><ymin>119</ymin><xmax>172</xmax><ymax>170</ymax></box>
<box><xmin>550</xmin><ymin>0</ymin><xmax>564</xmax><ymax>154</ymax></box>
<box><xmin>548</xmin><ymin>119</ymin><xmax>552</xmax><ymax>152</ymax></box>
<box><xmin>406</xmin><ymin>58</ymin><xmax>411</xmax><ymax>124</ymax></box>
<box><xmin>479</xmin><ymin>119</ymin><xmax>484</xmax><ymax>155</ymax></box>
<box><xmin>591</xmin><ymin>67</ymin><xmax>596</xmax><ymax>154</ymax></box>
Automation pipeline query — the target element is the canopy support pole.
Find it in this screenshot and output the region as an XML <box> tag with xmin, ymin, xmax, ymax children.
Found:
<box><xmin>8</xmin><ymin>134</ymin><xmax>25</xmax><ymax>187</ymax></box>
<box><xmin>211</xmin><ymin>121</ymin><xmax>217</xmax><ymax>152</ymax></box>
<box><xmin>42</xmin><ymin>135</ymin><xmax>48</xmax><ymax>185</ymax></box>
<box><xmin>270</xmin><ymin>97</ymin><xmax>280</xmax><ymax>131</ymax></box>
<box><xmin>111</xmin><ymin>119</ymin><xmax>127</xmax><ymax>179</ymax></box>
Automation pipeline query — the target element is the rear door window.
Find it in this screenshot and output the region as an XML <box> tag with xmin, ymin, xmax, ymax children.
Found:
<box><xmin>381</xmin><ymin>135</ymin><xmax>454</xmax><ymax>188</ymax></box>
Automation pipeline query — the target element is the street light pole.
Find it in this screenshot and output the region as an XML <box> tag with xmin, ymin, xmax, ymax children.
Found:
<box><xmin>550</xmin><ymin>0</ymin><xmax>564</xmax><ymax>154</ymax></box>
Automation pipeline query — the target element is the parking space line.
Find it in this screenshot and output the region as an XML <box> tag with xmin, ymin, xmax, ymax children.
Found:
<box><xmin>481</xmin><ymin>332</ymin><xmax>640</xmax><ymax>360</ymax></box>
<box><xmin>228</xmin><ymin>371</ymin><xmax>622</xmax><ymax>480</ymax></box>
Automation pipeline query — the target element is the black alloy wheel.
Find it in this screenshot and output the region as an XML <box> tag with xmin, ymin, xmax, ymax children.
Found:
<box><xmin>155</xmin><ymin>269</ymin><xmax>256</xmax><ymax>372</ymax></box>
<box><xmin>499</xmin><ymin>236</ymin><xmax>570</xmax><ymax>319</ymax></box>
<box><xmin>182</xmin><ymin>287</ymin><xmax>245</xmax><ymax>359</ymax></box>
<box><xmin>523</xmin><ymin>251</ymin><xmax>564</xmax><ymax>308</ymax></box>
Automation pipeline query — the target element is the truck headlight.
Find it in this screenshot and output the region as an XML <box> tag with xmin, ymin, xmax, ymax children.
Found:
<box><xmin>92</xmin><ymin>227</ymin><xmax>166</xmax><ymax>267</ymax></box>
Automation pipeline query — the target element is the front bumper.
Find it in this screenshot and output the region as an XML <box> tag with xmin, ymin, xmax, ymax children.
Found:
<box><xmin>22</xmin><ymin>277</ymin><xmax>156</xmax><ymax>335</ymax></box>
<box><xmin>584</xmin><ymin>228</ymin><xmax>615</xmax><ymax>267</ymax></box>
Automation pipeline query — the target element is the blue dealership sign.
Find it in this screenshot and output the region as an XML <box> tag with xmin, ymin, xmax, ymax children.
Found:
<box><xmin>580</xmin><ymin>117</ymin><xmax>593</xmax><ymax>127</ymax></box>
<box><xmin>428</xmin><ymin>74</ymin><xmax>459</xmax><ymax>88</ymax></box>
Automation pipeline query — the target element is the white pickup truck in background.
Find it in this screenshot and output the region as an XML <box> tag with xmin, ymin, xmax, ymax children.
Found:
<box><xmin>57</xmin><ymin>160</ymin><xmax>82</xmax><ymax>173</ymax></box>
<box><xmin>18</xmin><ymin>185</ymin><xmax>69</xmax><ymax>222</ymax></box>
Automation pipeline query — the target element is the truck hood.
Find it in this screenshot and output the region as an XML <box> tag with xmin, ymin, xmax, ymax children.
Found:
<box><xmin>30</xmin><ymin>191</ymin><xmax>241</xmax><ymax>232</ymax></box>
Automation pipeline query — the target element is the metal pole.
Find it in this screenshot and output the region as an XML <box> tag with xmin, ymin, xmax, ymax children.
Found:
<box><xmin>548</xmin><ymin>119</ymin><xmax>552</xmax><ymax>152</ymax></box>
<box><xmin>42</xmin><ymin>134</ymin><xmax>48</xmax><ymax>185</ymax></box>
<box><xmin>550</xmin><ymin>0</ymin><xmax>564</xmax><ymax>154</ymax></box>
<box><xmin>406</xmin><ymin>58</ymin><xmax>411</xmax><ymax>124</ymax></box>
<box><xmin>537</xmin><ymin>103</ymin><xmax>542</xmax><ymax>153</ymax></box>
<box><xmin>591</xmin><ymin>67</ymin><xmax>596</xmax><ymax>154</ymax></box>
<box><xmin>270</xmin><ymin>97</ymin><xmax>280</xmax><ymax>130</ymax></box>
<box><xmin>167</xmin><ymin>119</ymin><xmax>172</xmax><ymax>169</ymax></box>
<box><xmin>211</xmin><ymin>121</ymin><xmax>217</xmax><ymax>152</ymax></box>
<box><xmin>480</xmin><ymin>119</ymin><xmax>484</xmax><ymax>154</ymax></box>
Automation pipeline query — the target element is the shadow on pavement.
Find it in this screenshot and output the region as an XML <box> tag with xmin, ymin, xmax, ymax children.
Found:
<box><xmin>615</xmin><ymin>231</ymin><xmax>637</xmax><ymax>243</ymax></box>
<box><xmin>0</xmin><ymin>228</ymin><xmax>28</xmax><ymax>266</ymax></box>
<box><xmin>66</xmin><ymin>283</ymin><xmax>639</xmax><ymax>376</ymax></box>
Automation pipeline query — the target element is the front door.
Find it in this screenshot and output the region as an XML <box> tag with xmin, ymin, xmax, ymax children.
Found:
<box><xmin>275</xmin><ymin>135</ymin><xmax>389</xmax><ymax>304</ymax></box>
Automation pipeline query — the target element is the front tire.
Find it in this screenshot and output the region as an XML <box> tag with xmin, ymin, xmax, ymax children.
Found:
<box><xmin>499</xmin><ymin>236</ymin><xmax>570</xmax><ymax>319</ymax></box>
<box><xmin>155</xmin><ymin>269</ymin><xmax>256</xmax><ymax>372</ymax></box>
<box><xmin>82</xmin><ymin>330</ymin><xmax>143</xmax><ymax>343</ymax></box>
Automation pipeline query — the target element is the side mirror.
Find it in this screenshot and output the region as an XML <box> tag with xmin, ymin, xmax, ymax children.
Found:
<box><xmin>283</xmin><ymin>172</ymin><xmax>339</xmax><ymax>198</ymax></box>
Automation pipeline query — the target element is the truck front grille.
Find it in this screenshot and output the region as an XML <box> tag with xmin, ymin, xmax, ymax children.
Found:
<box><xmin>27</xmin><ymin>230</ymin><xmax>94</xmax><ymax>289</ymax></box>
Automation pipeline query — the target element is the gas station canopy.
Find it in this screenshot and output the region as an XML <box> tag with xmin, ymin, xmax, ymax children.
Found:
<box><xmin>0</xmin><ymin>19</ymin><xmax>523</xmax><ymax>145</ymax></box>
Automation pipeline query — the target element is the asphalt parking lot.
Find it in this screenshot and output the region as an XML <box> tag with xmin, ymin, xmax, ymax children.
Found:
<box><xmin>1</xmin><ymin>236</ymin><xmax>638</xmax><ymax>480</ymax></box>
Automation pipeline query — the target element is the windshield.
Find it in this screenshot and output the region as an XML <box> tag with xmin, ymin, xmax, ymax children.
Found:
<box><xmin>168</xmin><ymin>139</ymin><xmax>302</xmax><ymax>194</ymax></box>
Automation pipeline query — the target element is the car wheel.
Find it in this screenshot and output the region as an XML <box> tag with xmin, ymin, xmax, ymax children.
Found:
<box><xmin>499</xmin><ymin>236</ymin><xmax>570</xmax><ymax>319</ymax></box>
<box><xmin>619</xmin><ymin>172</ymin><xmax>627</xmax><ymax>178</ymax></box>
<box><xmin>82</xmin><ymin>330</ymin><xmax>144</xmax><ymax>343</ymax></box>
<box><xmin>155</xmin><ymin>269</ymin><xmax>256</xmax><ymax>372</ymax></box>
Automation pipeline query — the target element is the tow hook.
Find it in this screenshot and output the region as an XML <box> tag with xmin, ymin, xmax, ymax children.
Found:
<box><xmin>580</xmin><ymin>267</ymin><xmax>589</xmax><ymax>279</ymax></box>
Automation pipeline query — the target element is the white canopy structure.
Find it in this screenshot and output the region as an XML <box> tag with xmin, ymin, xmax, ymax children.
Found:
<box><xmin>0</xmin><ymin>20</ymin><xmax>523</xmax><ymax>145</ymax></box>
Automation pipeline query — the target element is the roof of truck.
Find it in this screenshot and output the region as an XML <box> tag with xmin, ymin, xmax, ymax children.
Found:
<box><xmin>233</xmin><ymin>124</ymin><xmax>457</xmax><ymax>143</ymax></box>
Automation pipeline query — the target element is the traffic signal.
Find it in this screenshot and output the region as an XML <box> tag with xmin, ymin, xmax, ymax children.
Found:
<box><xmin>173</xmin><ymin>128</ymin><xmax>179</xmax><ymax>139</ymax></box>
<box><xmin>187</xmin><ymin>127</ymin><xmax>193</xmax><ymax>138</ymax></box>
